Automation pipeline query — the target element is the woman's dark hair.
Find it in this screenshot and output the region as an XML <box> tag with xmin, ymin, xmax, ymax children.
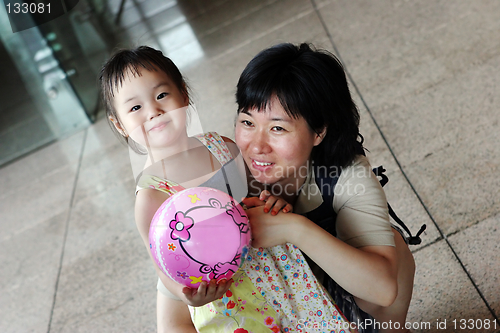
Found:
<box><xmin>236</xmin><ymin>43</ymin><xmax>362</xmax><ymax>168</ymax></box>
<box><xmin>100</xmin><ymin>46</ymin><xmax>189</xmax><ymax>153</ymax></box>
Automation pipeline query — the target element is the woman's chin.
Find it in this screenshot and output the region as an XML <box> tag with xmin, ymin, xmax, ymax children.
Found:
<box><xmin>251</xmin><ymin>174</ymin><xmax>279</xmax><ymax>186</ymax></box>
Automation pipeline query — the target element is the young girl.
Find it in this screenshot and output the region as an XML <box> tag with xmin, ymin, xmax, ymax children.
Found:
<box><xmin>101</xmin><ymin>46</ymin><xmax>353</xmax><ymax>333</ymax></box>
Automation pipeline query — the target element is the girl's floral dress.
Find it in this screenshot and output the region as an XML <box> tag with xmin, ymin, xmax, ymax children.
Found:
<box><xmin>137</xmin><ymin>132</ymin><xmax>354</xmax><ymax>333</ymax></box>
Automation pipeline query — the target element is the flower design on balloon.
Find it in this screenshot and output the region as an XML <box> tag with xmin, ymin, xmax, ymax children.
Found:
<box><xmin>169</xmin><ymin>212</ymin><xmax>194</xmax><ymax>241</ymax></box>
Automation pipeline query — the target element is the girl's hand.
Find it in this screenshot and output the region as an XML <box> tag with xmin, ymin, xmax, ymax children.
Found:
<box><xmin>181</xmin><ymin>279</ymin><xmax>233</xmax><ymax>307</ymax></box>
<box><xmin>242</xmin><ymin>190</ymin><xmax>293</xmax><ymax>215</ymax></box>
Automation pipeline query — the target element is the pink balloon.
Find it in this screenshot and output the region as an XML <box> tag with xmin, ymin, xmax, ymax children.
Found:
<box><xmin>149</xmin><ymin>187</ymin><xmax>251</xmax><ymax>288</ymax></box>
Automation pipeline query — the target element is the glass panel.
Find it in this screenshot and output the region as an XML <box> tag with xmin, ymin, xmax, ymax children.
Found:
<box><xmin>35</xmin><ymin>0</ymin><xmax>113</xmax><ymax>122</ymax></box>
<box><xmin>0</xmin><ymin>5</ymin><xmax>91</xmax><ymax>167</ymax></box>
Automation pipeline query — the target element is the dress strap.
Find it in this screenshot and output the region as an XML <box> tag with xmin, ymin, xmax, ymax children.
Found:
<box><xmin>136</xmin><ymin>174</ymin><xmax>185</xmax><ymax>196</ymax></box>
<box><xmin>194</xmin><ymin>132</ymin><xmax>233</xmax><ymax>165</ymax></box>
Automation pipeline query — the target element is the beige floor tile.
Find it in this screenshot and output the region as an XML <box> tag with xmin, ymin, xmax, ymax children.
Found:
<box><xmin>61</xmin><ymin>170</ymin><xmax>137</xmax><ymax>262</ymax></box>
<box><xmin>357</xmin><ymin>101</ymin><xmax>441</xmax><ymax>249</ymax></box>
<box><xmin>182</xmin><ymin>11</ymin><xmax>332</xmax><ymax>138</ymax></box>
<box><xmin>376</xmin><ymin>170</ymin><xmax>440</xmax><ymax>250</ymax></box>
<box><xmin>366</xmin><ymin>54</ymin><xmax>500</xmax><ymax>166</ymax></box>
<box><xmin>50</xmin><ymin>180</ymin><xmax>157</xmax><ymax>332</ymax></box>
<box><xmin>139</xmin><ymin>0</ymin><xmax>315</xmax><ymax>71</ymax></box>
<box><xmin>0</xmin><ymin>164</ymin><xmax>77</xmax><ymax>241</ymax></box>
<box><xmin>0</xmin><ymin>130</ymin><xmax>84</xmax><ymax>196</ymax></box>
<box><xmin>319</xmin><ymin>0</ymin><xmax>500</xmax><ymax>105</ymax></box>
<box><xmin>0</xmin><ymin>211</ymin><xmax>67</xmax><ymax>333</ymax></box>
<box><xmin>0</xmin><ymin>131</ymin><xmax>84</xmax><ymax>243</ymax></box>
<box><xmin>180</xmin><ymin>0</ymin><xmax>280</xmax><ymax>38</ymax></box>
<box><xmin>319</xmin><ymin>1</ymin><xmax>500</xmax><ymax>237</ymax></box>
<box><xmin>448</xmin><ymin>213</ymin><xmax>500</xmax><ymax>318</ymax></box>
<box><xmin>407</xmin><ymin>240</ymin><xmax>496</xmax><ymax>332</ymax></box>
<box><xmin>72</xmin><ymin>119</ymin><xmax>133</xmax><ymax>205</ymax></box>
<box><xmin>402</xmin><ymin>128</ymin><xmax>500</xmax><ymax>235</ymax></box>
<box><xmin>184</xmin><ymin>0</ymin><xmax>314</xmax><ymax>62</ymax></box>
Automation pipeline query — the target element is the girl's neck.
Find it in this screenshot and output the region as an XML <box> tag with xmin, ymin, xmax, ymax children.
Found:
<box><xmin>144</xmin><ymin>133</ymin><xmax>195</xmax><ymax>169</ymax></box>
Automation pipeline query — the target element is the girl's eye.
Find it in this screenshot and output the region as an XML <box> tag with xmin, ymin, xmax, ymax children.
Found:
<box><xmin>131</xmin><ymin>105</ymin><xmax>141</xmax><ymax>112</ymax></box>
<box><xmin>157</xmin><ymin>92</ymin><xmax>168</xmax><ymax>100</ymax></box>
<box><xmin>241</xmin><ymin>120</ymin><xmax>253</xmax><ymax>127</ymax></box>
<box><xmin>272</xmin><ymin>126</ymin><xmax>286</xmax><ymax>132</ymax></box>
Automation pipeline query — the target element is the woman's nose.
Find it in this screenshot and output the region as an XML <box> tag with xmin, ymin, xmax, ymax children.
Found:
<box><xmin>250</xmin><ymin>132</ymin><xmax>272</xmax><ymax>154</ymax></box>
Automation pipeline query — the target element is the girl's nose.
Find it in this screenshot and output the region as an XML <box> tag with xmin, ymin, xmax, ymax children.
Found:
<box><xmin>148</xmin><ymin>104</ymin><xmax>164</xmax><ymax>120</ymax></box>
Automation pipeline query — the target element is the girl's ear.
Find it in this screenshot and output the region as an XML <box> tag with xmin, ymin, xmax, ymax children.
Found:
<box><xmin>182</xmin><ymin>84</ymin><xmax>189</xmax><ymax>106</ymax></box>
<box><xmin>109</xmin><ymin>116</ymin><xmax>128</xmax><ymax>137</ymax></box>
<box><xmin>313</xmin><ymin>127</ymin><xmax>327</xmax><ymax>146</ymax></box>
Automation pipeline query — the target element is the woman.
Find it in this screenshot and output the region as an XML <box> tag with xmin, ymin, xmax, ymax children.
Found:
<box><xmin>237</xmin><ymin>43</ymin><xmax>415</xmax><ymax>333</ymax></box>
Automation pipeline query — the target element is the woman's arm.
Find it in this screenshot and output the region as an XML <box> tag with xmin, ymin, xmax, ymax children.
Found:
<box><xmin>246</xmin><ymin>155</ymin><xmax>399</xmax><ymax>306</ymax></box>
<box><xmin>291</xmin><ymin>215</ymin><xmax>398</xmax><ymax>307</ymax></box>
<box><xmin>245</xmin><ymin>208</ymin><xmax>398</xmax><ymax>306</ymax></box>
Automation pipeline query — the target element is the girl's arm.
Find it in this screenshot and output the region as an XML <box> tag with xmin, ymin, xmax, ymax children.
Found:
<box><xmin>135</xmin><ymin>189</ymin><xmax>231</xmax><ymax>307</ymax></box>
<box><xmin>157</xmin><ymin>293</ymin><xmax>197</xmax><ymax>333</ymax></box>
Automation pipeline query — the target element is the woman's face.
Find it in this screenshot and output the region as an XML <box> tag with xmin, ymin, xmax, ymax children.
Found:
<box><xmin>235</xmin><ymin>96</ymin><xmax>324</xmax><ymax>191</ymax></box>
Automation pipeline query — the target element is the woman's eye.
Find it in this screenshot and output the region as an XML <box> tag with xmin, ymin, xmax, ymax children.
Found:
<box><xmin>272</xmin><ymin>126</ymin><xmax>286</xmax><ymax>132</ymax></box>
<box><xmin>131</xmin><ymin>105</ymin><xmax>141</xmax><ymax>112</ymax></box>
<box><xmin>241</xmin><ymin>120</ymin><xmax>253</xmax><ymax>127</ymax></box>
<box><xmin>157</xmin><ymin>92</ymin><xmax>168</xmax><ymax>100</ymax></box>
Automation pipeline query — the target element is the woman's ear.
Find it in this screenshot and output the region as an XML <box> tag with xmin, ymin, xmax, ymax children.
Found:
<box><xmin>313</xmin><ymin>127</ymin><xmax>327</xmax><ymax>146</ymax></box>
<box><xmin>109</xmin><ymin>116</ymin><xmax>128</xmax><ymax>137</ymax></box>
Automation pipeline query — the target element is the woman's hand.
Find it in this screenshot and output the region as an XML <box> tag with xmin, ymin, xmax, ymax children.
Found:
<box><xmin>181</xmin><ymin>279</ymin><xmax>233</xmax><ymax>307</ymax></box>
<box><xmin>243</xmin><ymin>204</ymin><xmax>304</xmax><ymax>248</ymax></box>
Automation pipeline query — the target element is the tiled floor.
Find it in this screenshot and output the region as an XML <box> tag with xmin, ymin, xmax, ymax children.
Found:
<box><xmin>1</xmin><ymin>0</ymin><xmax>499</xmax><ymax>332</ymax></box>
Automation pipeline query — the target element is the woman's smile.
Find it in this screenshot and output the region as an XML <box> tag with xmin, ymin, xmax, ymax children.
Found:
<box><xmin>235</xmin><ymin>96</ymin><xmax>324</xmax><ymax>189</ymax></box>
<box><xmin>252</xmin><ymin>159</ymin><xmax>274</xmax><ymax>171</ymax></box>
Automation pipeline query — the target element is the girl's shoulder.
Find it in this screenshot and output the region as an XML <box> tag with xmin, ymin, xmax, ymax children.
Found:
<box><xmin>194</xmin><ymin>131</ymin><xmax>239</xmax><ymax>162</ymax></box>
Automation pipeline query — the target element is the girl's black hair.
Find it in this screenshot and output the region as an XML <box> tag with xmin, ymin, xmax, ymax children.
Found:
<box><xmin>236</xmin><ymin>43</ymin><xmax>362</xmax><ymax>168</ymax></box>
<box><xmin>100</xmin><ymin>46</ymin><xmax>189</xmax><ymax>153</ymax></box>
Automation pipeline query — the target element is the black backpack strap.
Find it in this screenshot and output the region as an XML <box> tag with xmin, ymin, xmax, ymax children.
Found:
<box><xmin>372</xmin><ymin>166</ymin><xmax>427</xmax><ymax>245</ymax></box>
<box><xmin>306</xmin><ymin>164</ymin><xmax>339</xmax><ymax>236</ymax></box>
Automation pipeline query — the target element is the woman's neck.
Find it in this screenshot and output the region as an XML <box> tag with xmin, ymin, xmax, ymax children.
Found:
<box><xmin>248</xmin><ymin>172</ymin><xmax>308</xmax><ymax>206</ymax></box>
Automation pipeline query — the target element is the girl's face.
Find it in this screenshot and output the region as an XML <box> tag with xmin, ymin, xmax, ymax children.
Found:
<box><xmin>235</xmin><ymin>96</ymin><xmax>324</xmax><ymax>191</ymax></box>
<box><xmin>111</xmin><ymin>66</ymin><xmax>189</xmax><ymax>149</ymax></box>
